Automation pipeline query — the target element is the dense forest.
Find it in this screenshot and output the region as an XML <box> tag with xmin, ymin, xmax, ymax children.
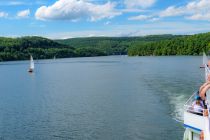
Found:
<box><xmin>56</xmin><ymin>35</ymin><xmax>182</xmax><ymax>55</ymax></box>
<box><xmin>0</xmin><ymin>32</ymin><xmax>209</xmax><ymax>61</ymax></box>
<box><xmin>0</xmin><ymin>36</ymin><xmax>105</xmax><ymax>61</ymax></box>
<box><xmin>0</xmin><ymin>36</ymin><xmax>73</xmax><ymax>61</ymax></box>
<box><xmin>0</xmin><ymin>34</ymin><xmax>180</xmax><ymax>61</ymax></box>
<box><xmin>127</xmin><ymin>32</ymin><xmax>210</xmax><ymax>56</ymax></box>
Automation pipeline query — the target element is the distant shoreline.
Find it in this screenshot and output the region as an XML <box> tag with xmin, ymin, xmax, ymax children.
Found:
<box><xmin>0</xmin><ymin>32</ymin><xmax>209</xmax><ymax>62</ymax></box>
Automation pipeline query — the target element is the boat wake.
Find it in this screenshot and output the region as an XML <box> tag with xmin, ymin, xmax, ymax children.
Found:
<box><xmin>168</xmin><ymin>93</ymin><xmax>186</xmax><ymax>123</ymax></box>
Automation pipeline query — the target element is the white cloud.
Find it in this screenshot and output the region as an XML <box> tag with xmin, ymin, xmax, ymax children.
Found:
<box><xmin>0</xmin><ymin>12</ymin><xmax>8</xmax><ymax>18</ymax></box>
<box><xmin>8</xmin><ymin>1</ymin><xmax>25</xmax><ymax>5</ymax></box>
<box><xmin>150</xmin><ymin>17</ymin><xmax>159</xmax><ymax>22</ymax></box>
<box><xmin>17</xmin><ymin>9</ymin><xmax>30</xmax><ymax>18</ymax></box>
<box><xmin>187</xmin><ymin>13</ymin><xmax>210</xmax><ymax>21</ymax></box>
<box><xmin>120</xmin><ymin>8</ymin><xmax>146</xmax><ymax>13</ymax></box>
<box><xmin>35</xmin><ymin>0</ymin><xmax>121</xmax><ymax>21</ymax></box>
<box><xmin>159</xmin><ymin>0</ymin><xmax>210</xmax><ymax>21</ymax></box>
<box><xmin>128</xmin><ymin>14</ymin><xmax>160</xmax><ymax>22</ymax></box>
<box><xmin>0</xmin><ymin>1</ymin><xmax>47</xmax><ymax>6</ymax></box>
<box><xmin>159</xmin><ymin>6</ymin><xmax>185</xmax><ymax>17</ymax></box>
<box><xmin>29</xmin><ymin>22</ymin><xmax>46</xmax><ymax>28</ymax></box>
<box><xmin>104</xmin><ymin>21</ymin><xmax>111</xmax><ymax>25</ymax></box>
<box><xmin>0</xmin><ymin>1</ymin><xmax>26</xmax><ymax>6</ymax></box>
<box><xmin>4</xmin><ymin>21</ymin><xmax>210</xmax><ymax>39</ymax></box>
<box><xmin>127</xmin><ymin>0</ymin><xmax>210</xmax><ymax>22</ymax></box>
<box><xmin>41</xmin><ymin>21</ymin><xmax>210</xmax><ymax>39</ymax></box>
<box><xmin>128</xmin><ymin>15</ymin><xmax>152</xmax><ymax>20</ymax></box>
<box><xmin>124</xmin><ymin>0</ymin><xmax>156</xmax><ymax>9</ymax></box>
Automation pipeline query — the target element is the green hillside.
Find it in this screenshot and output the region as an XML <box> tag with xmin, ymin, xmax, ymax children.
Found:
<box><xmin>56</xmin><ymin>35</ymin><xmax>182</xmax><ymax>55</ymax></box>
<box><xmin>128</xmin><ymin>32</ymin><xmax>210</xmax><ymax>56</ymax></box>
<box><xmin>0</xmin><ymin>36</ymin><xmax>76</xmax><ymax>61</ymax></box>
<box><xmin>0</xmin><ymin>33</ymin><xmax>210</xmax><ymax>62</ymax></box>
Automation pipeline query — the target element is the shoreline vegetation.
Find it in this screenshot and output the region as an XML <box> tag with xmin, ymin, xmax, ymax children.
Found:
<box><xmin>0</xmin><ymin>32</ymin><xmax>210</xmax><ymax>61</ymax></box>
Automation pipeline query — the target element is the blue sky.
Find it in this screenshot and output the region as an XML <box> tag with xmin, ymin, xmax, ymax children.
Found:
<box><xmin>0</xmin><ymin>0</ymin><xmax>210</xmax><ymax>39</ymax></box>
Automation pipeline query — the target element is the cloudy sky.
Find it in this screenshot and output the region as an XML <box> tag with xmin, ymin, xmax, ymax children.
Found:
<box><xmin>1</xmin><ymin>0</ymin><xmax>210</xmax><ymax>39</ymax></box>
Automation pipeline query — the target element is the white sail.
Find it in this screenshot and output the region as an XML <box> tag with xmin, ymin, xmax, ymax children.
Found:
<box><xmin>30</xmin><ymin>55</ymin><xmax>34</xmax><ymax>69</ymax></box>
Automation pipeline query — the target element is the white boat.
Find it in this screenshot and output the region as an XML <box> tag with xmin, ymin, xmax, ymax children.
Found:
<box><xmin>28</xmin><ymin>55</ymin><xmax>34</xmax><ymax>73</ymax></box>
<box><xmin>183</xmin><ymin>53</ymin><xmax>210</xmax><ymax>140</ymax></box>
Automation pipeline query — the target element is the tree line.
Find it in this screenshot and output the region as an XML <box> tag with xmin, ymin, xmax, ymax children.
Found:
<box><xmin>56</xmin><ymin>34</ymin><xmax>181</xmax><ymax>56</ymax></box>
<box><xmin>0</xmin><ymin>36</ymin><xmax>106</xmax><ymax>61</ymax></box>
<box><xmin>0</xmin><ymin>33</ymin><xmax>209</xmax><ymax>61</ymax></box>
<box><xmin>127</xmin><ymin>32</ymin><xmax>210</xmax><ymax>56</ymax></box>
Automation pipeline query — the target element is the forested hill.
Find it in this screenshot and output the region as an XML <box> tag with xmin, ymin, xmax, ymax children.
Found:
<box><xmin>56</xmin><ymin>35</ymin><xmax>182</xmax><ymax>47</ymax></box>
<box><xmin>128</xmin><ymin>32</ymin><xmax>210</xmax><ymax>56</ymax></box>
<box><xmin>0</xmin><ymin>36</ymin><xmax>77</xmax><ymax>61</ymax></box>
<box><xmin>0</xmin><ymin>33</ymin><xmax>210</xmax><ymax>61</ymax></box>
<box><xmin>0</xmin><ymin>35</ymin><xmax>182</xmax><ymax>61</ymax></box>
<box><xmin>56</xmin><ymin>35</ymin><xmax>182</xmax><ymax>55</ymax></box>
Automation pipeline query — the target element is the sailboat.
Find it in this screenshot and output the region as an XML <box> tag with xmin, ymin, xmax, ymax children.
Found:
<box><xmin>183</xmin><ymin>53</ymin><xmax>210</xmax><ymax>140</ymax></box>
<box><xmin>28</xmin><ymin>55</ymin><xmax>34</xmax><ymax>73</ymax></box>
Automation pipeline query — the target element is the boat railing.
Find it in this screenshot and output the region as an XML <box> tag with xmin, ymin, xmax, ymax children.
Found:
<box><xmin>184</xmin><ymin>91</ymin><xmax>204</xmax><ymax>115</ymax></box>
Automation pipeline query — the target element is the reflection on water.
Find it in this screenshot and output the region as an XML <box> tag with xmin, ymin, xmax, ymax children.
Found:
<box><xmin>0</xmin><ymin>56</ymin><xmax>204</xmax><ymax>140</ymax></box>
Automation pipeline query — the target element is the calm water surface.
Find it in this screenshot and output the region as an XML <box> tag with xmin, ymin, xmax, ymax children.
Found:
<box><xmin>0</xmin><ymin>56</ymin><xmax>204</xmax><ymax>140</ymax></box>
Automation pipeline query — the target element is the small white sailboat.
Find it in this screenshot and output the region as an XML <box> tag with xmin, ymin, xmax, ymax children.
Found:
<box><xmin>28</xmin><ymin>55</ymin><xmax>34</xmax><ymax>73</ymax></box>
<box><xmin>183</xmin><ymin>53</ymin><xmax>210</xmax><ymax>140</ymax></box>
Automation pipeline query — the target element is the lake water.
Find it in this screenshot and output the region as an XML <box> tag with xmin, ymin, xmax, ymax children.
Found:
<box><xmin>0</xmin><ymin>56</ymin><xmax>205</xmax><ymax>140</ymax></box>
